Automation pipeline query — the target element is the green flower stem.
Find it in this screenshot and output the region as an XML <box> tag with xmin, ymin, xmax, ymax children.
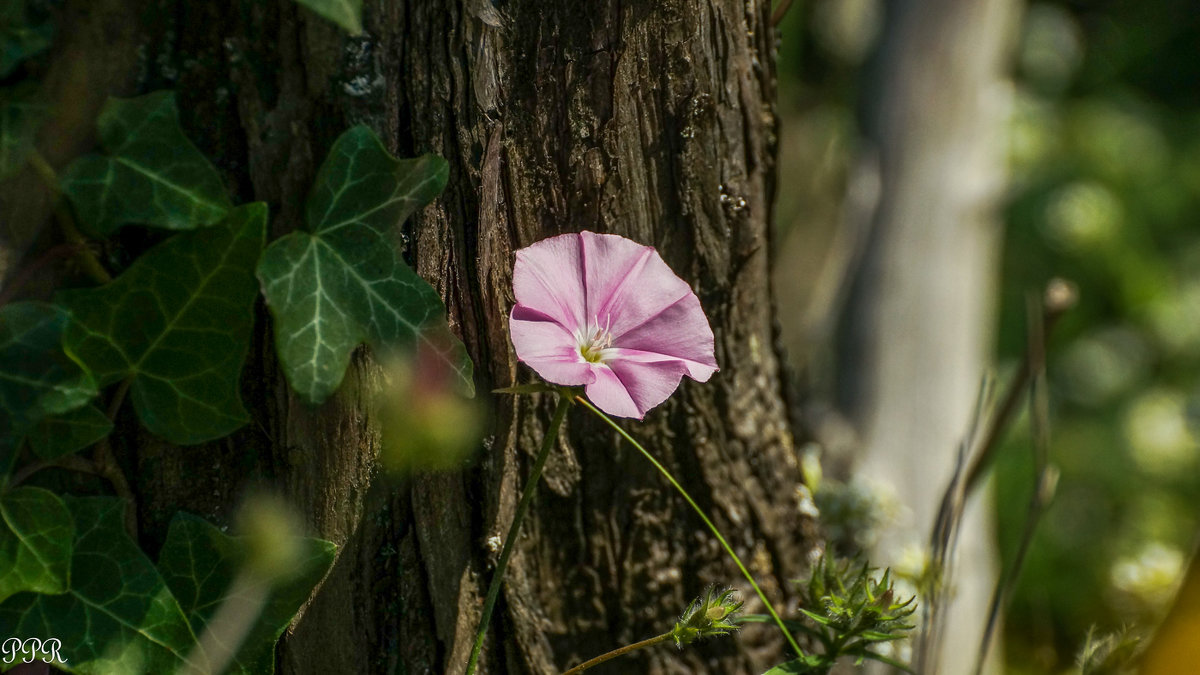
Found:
<box><xmin>560</xmin><ymin>632</ymin><xmax>673</xmax><ymax>675</ymax></box>
<box><xmin>467</xmin><ymin>393</ymin><xmax>571</xmax><ymax>675</ymax></box>
<box><xmin>27</xmin><ymin>149</ymin><xmax>113</xmax><ymax>285</ymax></box>
<box><xmin>574</xmin><ymin>395</ymin><xmax>805</xmax><ymax>659</ymax></box>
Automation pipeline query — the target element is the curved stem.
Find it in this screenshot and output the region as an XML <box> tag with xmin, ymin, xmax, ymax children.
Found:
<box><xmin>560</xmin><ymin>632</ymin><xmax>672</xmax><ymax>675</ymax></box>
<box><xmin>6</xmin><ymin>454</ymin><xmax>100</xmax><ymax>491</ymax></box>
<box><xmin>96</xmin><ymin>378</ymin><xmax>138</xmax><ymax>538</ymax></box>
<box><xmin>26</xmin><ymin>149</ymin><xmax>112</xmax><ymax>285</ymax></box>
<box><xmin>574</xmin><ymin>396</ymin><xmax>805</xmax><ymax>659</ymax></box>
<box><xmin>466</xmin><ymin>394</ymin><xmax>571</xmax><ymax>675</ymax></box>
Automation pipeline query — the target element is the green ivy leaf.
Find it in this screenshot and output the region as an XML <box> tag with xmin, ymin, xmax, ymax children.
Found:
<box><xmin>257</xmin><ymin>125</ymin><xmax>473</xmax><ymax>404</ymax></box>
<box><xmin>60</xmin><ymin>91</ymin><xmax>233</xmax><ymax>236</ymax></box>
<box><xmin>0</xmin><ymin>487</ymin><xmax>72</xmax><ymax>603</ymax></box>
<box><xmin>157</xmin><ymin>513</ymin><xmax>336</xmax><ymax>674</ymax></box>
<box><xmin>58</xmin><ymin>204</ymin><xmax>266</xmax><ymax>445</ymax></box>
<box><xmin>25</xmin><ymin>404</ymin><xmax>113</xmax><ymax>460</ymax></box>
<box><xmin>0</xmin><ymin>86</ymin><xmax>44</xmax><ymax>179</ymax></box>
<box><xmin>0</xmin><ymin>497</ymin><xmax>199</xmax><ymax>673</ymax></box>
<box><xmin>0</xmin><ymin>302</ymin><xmax>97</xmax><ymax>455</ymax></box>
<box><xmin>0</xmin><ymin>0</ymin><xmax>52</xmax><ymax>77</ymax></box>
<box><xmin>291</xmin><ymin>0</ymin><xmax>362</xmax><ymax>34</ymax></box>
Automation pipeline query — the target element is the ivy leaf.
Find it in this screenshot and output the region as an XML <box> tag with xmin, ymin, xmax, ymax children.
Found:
<box><xmin>60</xmin><ymin>91</ymin><xmax>233</xmax><ymax>236</ymax></box>
<box><xmin>0</xmin><ymin>487</ymin><xmax>73</xmax><ymax>603</ymax></box>
<box><xmin>157</xmin><ymin>513</ymin><xmax>337</xmax><ymax>674</ymax></box>
<box><xmin>0</xmin><ymin>85</ymin><xmax>44</xmax><ymax>179</ymax></box>
<box><xmin>0</xmin><ymin>497</ymin><xmax>199</xmax><ymax>673</ymax></box>
<box><xmin>0</xmin><ymin>302</ymin><xmax>97</xmax><ymax>459</ymax></box>
<box><xmin>0</xmin><ymin>0</ymin><xmax>52</xmax><ymax>77</ymax></box>
<box><xmin>257</xmin><ymin>125</ymin><xmax>473</xmax><ymax>404</ymax></box>
<box><xmin>58</xmin><ymin>204</ymin><xmax>266</xmax><ymax>445</ymax></box>
<box><xmin>25</xmin><ymin>405</ymin><xmax>113</xmax><ymax>460</ymax></box>
<box><xmin>291</xmin><ymin>0</ymin><xmax>362</xmax><ymax>34</ymax></box>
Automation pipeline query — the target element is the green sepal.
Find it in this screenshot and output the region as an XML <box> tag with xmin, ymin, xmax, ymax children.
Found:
<box><xmin>797</xmin><ymin>607</ymin><xmax>837</xmax><ymax>627</ymax></box>
<box><xmin>846</xmin><ymin>649</ymin><xmax>917</xmax><ymax>673</ymax></box>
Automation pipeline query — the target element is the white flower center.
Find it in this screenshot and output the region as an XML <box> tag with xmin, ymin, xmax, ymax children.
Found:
<box><xmin>577</xmin><ymin>316</ymin><xmax>615</xmax><ymax>364</ymax></box>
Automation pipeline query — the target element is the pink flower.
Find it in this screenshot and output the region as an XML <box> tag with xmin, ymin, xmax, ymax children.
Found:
<box><xmin>508</xmin><ymin>231</ymin><xmax>718</xmax><ymax>419</ymax></box>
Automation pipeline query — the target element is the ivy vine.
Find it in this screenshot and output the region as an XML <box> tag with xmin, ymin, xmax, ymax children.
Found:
<box><xmin>0</xmin><ymin>0</ymin><xmax>470</xmax><ymax>671</ymax></box>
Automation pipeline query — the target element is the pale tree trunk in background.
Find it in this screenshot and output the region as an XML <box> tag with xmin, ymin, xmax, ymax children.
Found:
<box><xmin>0</xmin><ymin>1</ymin><xmax>820</xmax><ymax>673</ymax></box>
<box><xmin>839</xmin><ymin>0</ymin><xmax>1017</xmax><ymax>673</ymax></box>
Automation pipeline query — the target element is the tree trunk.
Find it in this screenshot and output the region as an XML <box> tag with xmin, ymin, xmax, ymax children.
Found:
<box><xmin>838</xmin><ymin>0</ymin><xmax>1017</xmax><ymax>673</ymax></box>
<box><xmin>12</xmin><ymin>1</ymin><xmax>819</xmax><ymax>673</ymax></box>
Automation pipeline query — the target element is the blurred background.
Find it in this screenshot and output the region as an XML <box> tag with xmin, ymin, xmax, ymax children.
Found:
<box><xmin>771</xmin><ymin>0</ymin><xmax>1200</xmax><ymax>672</ymax></box>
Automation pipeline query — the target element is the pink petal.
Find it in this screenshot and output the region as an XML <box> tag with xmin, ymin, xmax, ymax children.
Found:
<box><xmin>610</xmin><ymin>293</ymin><xmax>718</xmax><ymax>382</ymax></box>
<box><xmin>508</xmin><ymin>231</ymin><xmax>719</xmax><ymax>411</ymax></box>
<box><xmin>585</xmin><ymin>358</ymin><xmax>689</xmax><ymax>419</ymax></box>
<box><xmin>509</xmin><ymin>305</ymin><xmax>595</xmax><ymax>386</ymax></box>
<box><xmin>512</xmin><ymin>234</ymin><xmax>587</xmax><ymax>333</ymax></box>
<box><xmin>580</xmin><ymin>232</ymin><xmax>694</xmax><ymax>338</ymax></box>
<box><xmin>584</xmin><ymin>367</ymin><xmax>640</xmax><ymax>418</ymax></box>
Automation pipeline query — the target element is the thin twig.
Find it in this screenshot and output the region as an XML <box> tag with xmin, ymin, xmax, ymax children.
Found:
<box><xmin>560</xmin><ymin>632</ymin><xmax>672</xmax><ymax>675</ymax></box>
<box><xmin>963</xmin><ymin>279</ymin><xmax>1077</xmax><ymax>496</ymax></box>
<box><xmin>913</xmin><ymin>378</ymin><xmax>992</xmax><ymax>674</ymax></box>
<box><xmin>914</xmin><ymin>279</ymin><xmax>1076</xmax><ymax>673</ymax></box>
<box><xmin>973</xmin><ymin>293</ymin><xmax>1060</xmax><ymax>675</ymax></box>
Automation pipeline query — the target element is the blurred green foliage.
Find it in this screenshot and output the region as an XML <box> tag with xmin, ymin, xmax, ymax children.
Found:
<box><xmin>997</xmin><ymin>1</ymin><xmax>1200</xmax><ymax>671</ymax></box>
<box><xmin>775</xmin><ymin>0</ymin><xmax>1200</xmax><ymax>671</ymax></box>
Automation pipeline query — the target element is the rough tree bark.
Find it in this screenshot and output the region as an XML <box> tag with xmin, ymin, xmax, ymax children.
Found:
<box><xmin>0</xmin><ymin>0</ymin><xmax>820</xmax><ymax>674</ymax></box>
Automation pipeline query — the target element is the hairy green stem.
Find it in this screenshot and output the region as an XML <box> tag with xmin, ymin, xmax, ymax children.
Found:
<box><xmin>560</xmin><ymin>632</ymin><xmax>672</xmax><ymax>675</ymax></box>
<box><xmin>575</xmin><ymin>396</ymin><xmax>805</xmax><ymax>659</ymax></box>
<box><xmin>466</xmin><ymin>394</ymin><xmax>571</xmax><ymax>675</ymax></box>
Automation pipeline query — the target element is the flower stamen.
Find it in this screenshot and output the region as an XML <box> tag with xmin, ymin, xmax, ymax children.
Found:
<box><xmin>578</xmin><ymin>316</ymin><xmax>614</xmax><ymax>364</ymax></box>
